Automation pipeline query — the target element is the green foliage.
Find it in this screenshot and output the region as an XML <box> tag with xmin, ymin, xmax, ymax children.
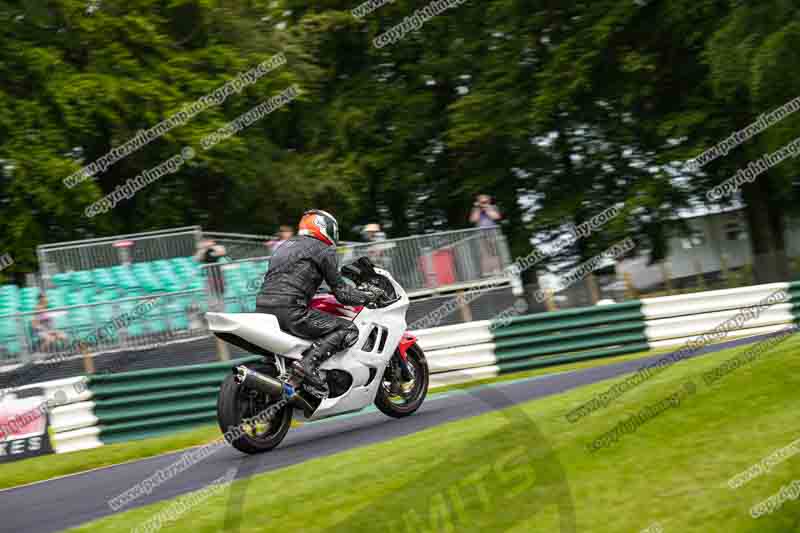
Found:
<box><xmin>1</xmin><ymin>0</ymin><xmax>799</xmax><ymax>277</ymax></box>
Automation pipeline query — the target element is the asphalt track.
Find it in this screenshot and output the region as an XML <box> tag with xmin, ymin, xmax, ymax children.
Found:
<box><xmin>0</xmin><ymin>333</ymin><xmax>776</xmax><ymax>533</ymax></box>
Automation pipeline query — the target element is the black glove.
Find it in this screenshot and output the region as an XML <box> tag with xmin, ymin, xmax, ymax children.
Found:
<box><xmin>364</xmin><ymin>286</ymin><xmax>386</xmax><ymax>308</ymax></box>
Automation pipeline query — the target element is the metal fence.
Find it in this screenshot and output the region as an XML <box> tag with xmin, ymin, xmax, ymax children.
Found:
<box><xmin>338</xmin><ymin>227</ymin><xmax>516</xmax><ymax>296</ymax></box>
<box><xmin>202</xmin><ymin>231</ymin><xmax>276</xmax><ymax>260</ymax></box>
<box><xmin>199</xmin><ymin>255</ymin><xmax>269</xmax><ymax>314</ymax></box>
<box><xmin>2</xmin><ymin>228</ymin><xmax>518</xmax><ymax>367</ymax></box>
<box><xmin>37</xmin><ymin>226</ymin><xmax>202</xmax><ymax>282</ymax></box>
<box><xmin>0</xmin><ymin>288</ymin><xmax>208</xmax><ymax>366</ymax></box>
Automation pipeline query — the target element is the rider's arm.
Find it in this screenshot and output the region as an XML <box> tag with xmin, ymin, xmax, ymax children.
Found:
<box><xmin>321</xmin><ymin>248</ymin><xmax>374</xmax><ymax>306</ymax></box>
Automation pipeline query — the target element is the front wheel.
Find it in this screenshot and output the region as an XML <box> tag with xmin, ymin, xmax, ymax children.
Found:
<box><xmin>375</xmin><ymin>343</ymin><xmax>429</xmax><ymax>418</ymax></box>
<box><xmin>217</xmin><ymin>364</ymin><xmax>293</xmax><ymax>454</ymax></box>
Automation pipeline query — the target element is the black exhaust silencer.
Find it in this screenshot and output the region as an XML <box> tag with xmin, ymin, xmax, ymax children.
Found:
<box><xmin>233</xmin><ymin>366</ymin><xmax>315</xmax><ymax>417</ymax></box>
<box><xmin>234</xmin><ymin>366</ymin><xmax>284</xmax><ymax>396</ymax></box>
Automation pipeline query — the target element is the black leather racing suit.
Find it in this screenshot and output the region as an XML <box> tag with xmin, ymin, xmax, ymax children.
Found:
<box><xmin>255</xmin><ymin>235</ymin><xmax>374</xmax><ymax>366</ymax></box>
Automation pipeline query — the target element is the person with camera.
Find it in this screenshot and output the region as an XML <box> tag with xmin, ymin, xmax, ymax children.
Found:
<box><xmin>469</xmin><ymin>194</ymin><xmax>502</xmax><ymax>277</ymax></box>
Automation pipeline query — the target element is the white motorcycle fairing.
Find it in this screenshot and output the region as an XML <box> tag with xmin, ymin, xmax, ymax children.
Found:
<box><xmin>206</xmin><ymin>267</ymin><xmax>410</xmax><ymax>421</ymax></box>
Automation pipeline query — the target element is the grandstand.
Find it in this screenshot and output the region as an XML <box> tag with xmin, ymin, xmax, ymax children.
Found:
<box><xmin>0</xmin><ymin>226</ymin><xmax>518</xmax><ymax>370</ymax></box>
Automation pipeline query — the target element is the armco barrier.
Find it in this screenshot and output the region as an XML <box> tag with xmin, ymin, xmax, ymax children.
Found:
<box><xmin>88</xmin><ymin>357</ymin><xmax>259</xmax><ymax>445</ymax></box>
<box><xmin>2</xmin><ymin>376</ymin><xmax>93</xmax><ymax>455</ymax></box>
<box><xmin>640</xmin><ymin>282</ymin><xmax>800</xmax><ymax>348</ymax></box>
<box><xmin>12</xmin><ymin>280</ymin><xmax>800</xmax><ymax>453</ymax></box>
<box><xmin>491</xmin><ymin>300</ymin><xmax>649</xmax><ymax>374</ymax></box>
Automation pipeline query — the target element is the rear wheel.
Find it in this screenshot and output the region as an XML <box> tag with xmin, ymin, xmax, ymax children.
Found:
<box><xmin>217</xmin><ymin>364</ymin><xmax>293</xmax><ymax>454</ymax></box>
<box><xmin>375</xmin><ymin>344</ymin><xmax>428</xmax><ymax>418</ymax></box>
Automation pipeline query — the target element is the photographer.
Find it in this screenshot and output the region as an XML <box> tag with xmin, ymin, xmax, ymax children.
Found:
<box><xmin>469</xmin><ymin>194</ymin><xmax>502</xmax><ymax>276</ymax></box>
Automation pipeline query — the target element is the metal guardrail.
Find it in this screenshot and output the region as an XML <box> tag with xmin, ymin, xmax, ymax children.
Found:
<box><xmin>37</xmin><ymin>226</ymin><xmax>202</xmax><ymax>281</ymax></box>
<box><xmin>202</xmin><ymin>232</ymin><xmax>275</xmax><ymax>260</ymax></box>
<box><xmin>338</xmin><ymin>227</ymin><xmax>514</xmax><ymax>294</ymax></box>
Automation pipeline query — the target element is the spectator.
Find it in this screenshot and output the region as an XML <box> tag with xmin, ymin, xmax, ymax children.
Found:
<box><xmin>363</xmin><ymin>223</ymin><xmax>387</xmax><ymax>242</ymax></box>
<box><xmin>267</xmin><ymin>225</ymin><xmax>295</xmax><ymax>253</ymax></box>
<box><xmin>362</xmin><ymin>223</ymin><xmax>393</xmax><ymax>270</ymax></box>
<box><xmin>31</xmin><ymin>294</ymin><xmax>67</xmax><ymax>354</ymax></box>
<box><xmin>470</xmin><ymin>194</ymin><xmax>502</xmax><ymax>228</ymax></box>
<box><xmin>194</xmin><ymin>239</ymin><xmax>227</xmax><ymax>312</ymax></box>
<box><xmin>469</xmin><ymin>194</ymin><xmax>503</xmax><ymax>277</ymax></box>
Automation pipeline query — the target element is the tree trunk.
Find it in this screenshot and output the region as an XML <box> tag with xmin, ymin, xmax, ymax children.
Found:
<box><xmin>741</xmin><ymin>181</ymin><xmax>788</xmax><ymax>283</ymax></box>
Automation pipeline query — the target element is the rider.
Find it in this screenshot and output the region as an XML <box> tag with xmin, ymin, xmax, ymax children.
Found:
<box><xmin>256</xmin><ymin>210</ymin><xmax>381</xmax><ymax>392</ymax></box>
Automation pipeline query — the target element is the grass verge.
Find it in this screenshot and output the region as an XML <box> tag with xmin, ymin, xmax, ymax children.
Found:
<box><xmin>68</xmin><ymin>332</ymin><xmax>800</xmax><ymax>532</ymax></box>
<box><xmin>0</xmin><ymin>342</ymin><xmax>678</xmax><ymax>491</ymax></box>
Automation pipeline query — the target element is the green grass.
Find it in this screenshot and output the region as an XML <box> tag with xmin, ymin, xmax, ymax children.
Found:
<box><xmin>0</xmin><ymin>424</ymin><xmax>224</xmax><ymax>491</ymax></box>
<box><xmin>66</xmin><ymin>333</ymin><xmax>800</xmax><ymax>532</ymax></box>
<box><xmin>0</xmin><ymin>343</ymin><xmax>675</xmax><ymax>491</ymax></box>
<box><xmin>0</xmin><ymin>335</ymin><xmax>772</xmax><ymax>492</ymax></box>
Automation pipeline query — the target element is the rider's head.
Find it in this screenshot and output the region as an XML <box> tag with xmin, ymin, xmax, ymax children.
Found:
<box><xmin>298</xmin><ymin>209</ymin><xmax>339</xmax><ymax>246</ymax></box>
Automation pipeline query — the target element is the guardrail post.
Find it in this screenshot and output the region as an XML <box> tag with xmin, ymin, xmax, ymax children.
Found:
<box><xmin>660</xmin><ymin>262</ymin><xmax>673</xmax><ymax>294</ymax></box>
<box><xmin>624</xmin><ymin>272</ymin><xmax>637</xmax><ymax>299</ymax></box>
<box><xmin>456</xmin><ymin>290</ymin><xmax>473</xmax><ymax>322</ymax></box>
<box><xmin>693</xmin><ymin>257</ymin><xmax>706</xmax><ymax>290</ymax></box>
<box><xmin>586</xmin><ymin>273</ymin><xmax>600</xmax><ymax>304</ymax></box>
<box><xmin>81</xmin><ymin>343</ymin><xmax>95</xmax><ymax>374</ymax></box>
<box><xmin>216</xmin><ymin>338</ymin><xmax>230</xmax><ymax>361</ymax></box>
<box><xmin>544</xmin><ymin>289</ymin><xmax>557</xmax><ymax>311</ymax></box>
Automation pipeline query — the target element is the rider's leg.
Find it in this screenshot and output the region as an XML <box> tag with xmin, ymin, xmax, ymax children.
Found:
<box><xmin>253</xmin><ymin>303</ymin><xmax>359</xmax><ymax>389</ymax></box>
<box><xmin>289</xmin><ymin>310</ymin><xmax>359</xmax><ymax>389</ymax></box>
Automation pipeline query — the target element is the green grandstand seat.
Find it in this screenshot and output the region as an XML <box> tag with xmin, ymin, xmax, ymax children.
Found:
<box><xmin>51</xmin><ymin>272</ymin><xmax>74</xmax><ymax>287</ymax></box>
<box><xmin>72</xmin><ymin>270</ymin><xmax>94</xmax><ymax>287</ymax></box>
<box><xmin>119</xmin><ymin>301</ymin><xmax>146</xmax><ymax>337</ymax></box>
<box><xmin>65</xmin><ymin>288</ymin><xmax>93</xmax><ymax>306</ymax></box>
<box><xmin>45</xmin><ymin>287</ymin><xmax>68</xmax><ymax>307</ymax></box>
<box><xmin>224</xmin><ymin>299</ymin><xmax>243</xmax><ymax>313</ymax></box>
<box><xmin>67</xmin><ymin>306</ymin><xmax>94</xmax><ymax>331</ymax></box>
<box><xmin>92</xmin><ymin>301</ymin><xmax>115</xmax><ymax>324</ymax></box>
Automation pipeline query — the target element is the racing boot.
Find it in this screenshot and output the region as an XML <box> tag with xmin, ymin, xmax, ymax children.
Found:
<box><xmin>292</xmin><ymin>343</ymin><xmax>329</xmax><ymax>398</ymax></box>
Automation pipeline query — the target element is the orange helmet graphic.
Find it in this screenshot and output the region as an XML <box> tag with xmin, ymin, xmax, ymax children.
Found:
<box><xmin>298</xmin><ymin>209</ymin><xmax>339</xmax><ymax>246</ymax></box>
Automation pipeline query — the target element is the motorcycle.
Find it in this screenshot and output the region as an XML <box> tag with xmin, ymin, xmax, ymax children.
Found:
<box><xmin>206</xmin><ymin>257</ymin><xmax>429</xmax><ymax>454</ymax></box>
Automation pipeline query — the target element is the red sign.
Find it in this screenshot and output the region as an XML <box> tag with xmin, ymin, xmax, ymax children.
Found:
<box><xmin>0</xmin><ymin>394</ymin><xmax>54</xmax><ymax>462</ymax></box>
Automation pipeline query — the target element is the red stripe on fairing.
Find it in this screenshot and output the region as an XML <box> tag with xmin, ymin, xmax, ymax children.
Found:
<box><xmin>310</xmin><ymin>294</ymin><xmax>363</xmax><ymax>319</ymax></box>
<box><xmin>397</xmin><ymin>333</ymin><xmax>417</xmax><ymax>360</ymax></box>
